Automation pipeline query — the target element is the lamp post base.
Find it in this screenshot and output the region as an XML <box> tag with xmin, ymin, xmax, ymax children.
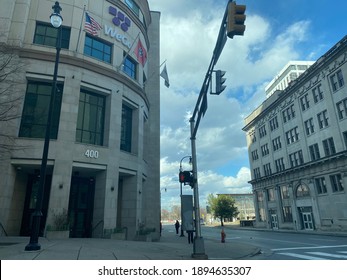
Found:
<box><xmin>25</xmin><ymin>242</ymin><xmax>41</xmax><ymax>251</ymax></box>
<box><xmin>192</xmin><ymin>237</ymin><xmax>208</xmax><ymax>259</ymax></box>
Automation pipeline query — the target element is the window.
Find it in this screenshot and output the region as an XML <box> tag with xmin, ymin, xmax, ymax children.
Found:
<box><xmin>282</xmin><ymin>206</ymin><xmax>293</xmax><ymax>222</ymax></box>
<box><xmin>330</xmin><ymin>69</ymin><xmax>344</xmax><ymax>92</ymax></box>
<box><xmin>315</xmin><ymin>177</ymin><xmax>327</xmax><ymax>194</ymax></box>
<box><xmin>267</xmin><ymin>188</ymin><xmax>275</xmax><ymax>201</ymax></box>
<box><xmin>296</xmin><ymin>184</ymin><xmax>310</xmax><ymax>197</ymax></box>
<box><xmin>84</xmin><ymin>34</ymin><xmax>112</xmax><ymax>63</ymax></box>
<box><xmin>76</xmin><ymin>90</ymin><xmax>105</xmax><ymax>146</ymax></box>
<box><xmin>272</xmin><ymin>136</ymin><xmax>282</xmax><ymax>151</ymax></box>
<box><xmin>261</xmin><ymin>144</ymin><xmax>269</xmax><ymax>156</ymax></box>
<box><xmin>286</xmin><ymin>126</ymin><xmax>299</xmax><ymax>144</ymax></box>
<box><xmin>275</xmin><ymin>158</ymin><xmax>285</xmax><ymax>172</ymax></box>
<box><xmin>269</xmin><ymin>116</ymin><xmax>278</xmax><ymax>131</ymax></box>
<box><xmin>280</xmin><ymin>185</ymin><xmax>290</xmax><ymax>199</ymax></box>
<box><xmin>330</xmin><ymin>174</ymin><xmax>344</xmax><ymax>192</ymax></box>
<box><xmin>312</xmin><ymin>84</ymin><xmax>324</xmax><ymax>103</ymax></box>
<box><xmin>121</xmin><ymin>103</ymin><xmax>133</xmax><ymax>152</ymax></box>
<box><xmin>123</xmin><ymin>54</ymin><xmax>137</xmax><ymax>79</ymax></box>
<box><xmin>322</xmin><ymin>137</ymin><xmax>336</xmax><ymax>156</ymax></box>
<box><xmin>309</xmin><ymin>143</ymin><xmax>320</xmax><ymax>161</ymax></box>
<box><xmin>253</xmin><ymin>167</ymin><xmax>261</xmax><ymax>179</ymax></box>
<box><xmin>263</xmin><ymin>163</ymin><xmax>272</xmax><ymax>176</ymax></box>
<box><xmin>282</xmin><ymin>104</ymin><xmax>295</xmax><ymax>123</ymax></box>
<box><xmin>125</xmin><ymin>0</ymin><xmax>140</xmax><ymax>17</ymax></box>
<box><xmin>258</xmin><ymin>125</ymin><xmax>267</xmax><ymax>138</ymax></box>
<box><xmin>304</xmin><ymin>118</ymin><xmax>315</xmax><ymax>136</ymax></box>
<box><xmin>300</xmin><ymin>94</ymin><xmax>310</xmax><ymax>111</ymax></box>
<box><xmin>251</xmin><ymin>150</ymin><xmax>259</xmax><ymax>161</ymax></box>
<box><xmin>289</xmin><ymin>150</ymin><xmax>304</xmax><ymax>167</ymax></box>
<box><xmin>34</xmin><ymin>22</ymin><xmax>70</xmax><ymax>49</ymax></box>
<box><xmin>19</xmin><ymin>81</ymin><xmax>63</xmax><ymax>139</ymax></box>
<box><xmin>343</xmin><ymin>131</ymin><xmax>347</xmax><ymax>149</ymax></box>
<box><xmin>257</xmin><ymin>191</ymin><xmax>263</xmax><ymax>202</ymax></box>
<box><xmin>336</xmin><ymin>98</ymin><xmax>347</xmax><ymax>120</ymax></box>
<box><xmin>317</xmin><ymin>110</ymin><xmax>329</xmax><ymax>129</ymax></box>
<box><xmin>249</xmin><ymin>131</ymin><xmax>256</xmax><ymax>143</ymax></box>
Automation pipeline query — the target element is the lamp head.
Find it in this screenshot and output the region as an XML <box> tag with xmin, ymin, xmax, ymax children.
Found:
<box><xmin>50</xmin><ymin>1</ymin><xmax>63</xmax><ymax>28</ymax></box>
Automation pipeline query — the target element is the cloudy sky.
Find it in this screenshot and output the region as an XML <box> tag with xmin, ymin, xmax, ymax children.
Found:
<box><xmin>148</xmin><ymin>0</ymin><xmax>347</xmax><ymax>210</ymax></box>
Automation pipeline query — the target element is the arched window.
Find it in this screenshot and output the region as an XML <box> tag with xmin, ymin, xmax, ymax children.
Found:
<box><xmin>296</xmin><ymin>184</ymin><xmax>310</xmax><ymax>197</ymax></box>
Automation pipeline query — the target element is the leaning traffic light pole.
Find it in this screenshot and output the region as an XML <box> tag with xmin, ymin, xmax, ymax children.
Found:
<box><xmin>188</xmin><ymin>0</ymin><xmax>245</xmax><ymax>259</ymax></box>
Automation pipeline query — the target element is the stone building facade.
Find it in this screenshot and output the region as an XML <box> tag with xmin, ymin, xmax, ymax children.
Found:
<box><xmin>243</xmin><ymin>36</ymin><xmax>347</xmax><ymax>232</ymax></box>
<box><xmin>0</xmin><ymin>0</ymin><xmax>161</xmax><ymax>240</ymax></box>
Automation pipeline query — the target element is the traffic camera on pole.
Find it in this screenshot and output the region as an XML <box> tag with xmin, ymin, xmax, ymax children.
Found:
<box><xmin>227</xmin><ymin>1</ymin><xmax>246</xmax><ymax>39</ymax></box>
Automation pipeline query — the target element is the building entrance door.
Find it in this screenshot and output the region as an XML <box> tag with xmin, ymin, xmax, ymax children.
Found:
<box><xmin>271</xmin><ymin>214</ymin><xmax>278</xmax><ymax>229</ymax></box>
<box><xmin>20</xmin><ymin>174</ymin><xmax>52</xmax><ymax>236</ymax></box>
<box><xmin>302</xmin><ymin>212</ymin><xmax>314</xmax><ymax>230</ymax></box>
<box><xmin>68</xmin><ymin>176</ymin><xmax>95</xmax><ymax>238</ymax></box>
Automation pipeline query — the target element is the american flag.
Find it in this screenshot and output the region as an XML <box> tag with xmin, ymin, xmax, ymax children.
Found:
<box><xmin>85</xmin><ymin>12</ymin><xmax>102</xmax><ymax>36</ymax></box>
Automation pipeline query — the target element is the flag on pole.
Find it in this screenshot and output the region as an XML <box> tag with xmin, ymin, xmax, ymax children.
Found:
<box><xmin>85</xmin><ymin>12</ymin><xmax>102</xmax><ymax>36</ymax></box>
<box><xmin>134</xmin><ymin>39</ymin><xmax>147</xmax><ymax>66</ymax></box>
<box><xmin>160</xmin><ymin>64</ymin><xmax>170</xmax><ymax>88</ymax></box>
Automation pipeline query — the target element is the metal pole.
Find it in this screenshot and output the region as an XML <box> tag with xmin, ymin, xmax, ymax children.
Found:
<box><xmin>25</xmin><ymin>19</ymin><xmax>62</xmax><ymax>252</ymax></box>
<box><xmin>190</xmin><ymin>118</ymin><xmax>207</xmax><ymax>259</ymax></box>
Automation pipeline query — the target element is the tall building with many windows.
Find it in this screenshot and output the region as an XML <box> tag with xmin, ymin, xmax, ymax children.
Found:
<box><xmin>265</xmin><ymin>61</ymin><xmax>315</xmax><ymax>98</ymax></box>
<box><xmin>0</xmin><ymin>0</ymin><xmax>161</xmax><ymax>240</ymax></box>
<box><xmin>243</xmin><ymin>36</ymin><xmax>347</xmax><ymax>232</ymax></box>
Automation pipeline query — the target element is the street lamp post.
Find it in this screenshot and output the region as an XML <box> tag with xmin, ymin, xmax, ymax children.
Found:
<box><xmin>179</xmin><ymin>156</ymin><xmax>192</xmax><ymax>237</ymax></box>
<box><xmin>25</xmin><ymin>1</ymin><xmax>63</xmax><ymax>251</ymax></box>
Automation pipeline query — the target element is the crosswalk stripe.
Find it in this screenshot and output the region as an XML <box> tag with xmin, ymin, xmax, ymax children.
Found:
<box><xmin>278</xmin><ymin>252</ymin><xmax>326</xmax><ymax>260</ymax></box>
<box><xmin>308</xmin><ymin>252</ymin><xmax>347</xmax><ymax>259</ymax></box>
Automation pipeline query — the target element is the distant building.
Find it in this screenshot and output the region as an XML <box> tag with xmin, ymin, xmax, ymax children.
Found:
<box><xmin>243</xmin><ymin>36</ymin><xmax>347</xmax><ymax>232</ymax></box>
<box><xmin>218</xmin><ymin>194</ymin><xmax>255</xmax><ymax>220</ymax></box>
<box><xmin>265</xmin><ymin>61</ymin><xmax>315</xmax><ymax>98</ymax></box>
<box><xmin>0</xmin><ymin>0</ymin><xmax>161</xmax><ymax>241</ymax></box>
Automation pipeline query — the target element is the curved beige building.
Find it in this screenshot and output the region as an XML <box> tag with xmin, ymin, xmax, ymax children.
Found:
<box><xmin>0</xmin><ymin>0</ymin><xmax>161</xmax><ymax>241</ymax></box>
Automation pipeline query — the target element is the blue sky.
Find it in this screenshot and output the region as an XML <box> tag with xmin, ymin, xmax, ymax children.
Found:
<box><xmin>148</xmin><ymin>0</ymin><xmax>347</xmax><ymax>210</ymax></box>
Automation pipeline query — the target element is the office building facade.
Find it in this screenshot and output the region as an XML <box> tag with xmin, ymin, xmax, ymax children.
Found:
<box><xmin>0</xmin><ymin>0</ymin><xmax>161</xmax><ymax>240</ymax></box>
<box><xmin>243</xmin><ymin>36</ymin><xmax>347</xmax><ymax>232</ymax></box>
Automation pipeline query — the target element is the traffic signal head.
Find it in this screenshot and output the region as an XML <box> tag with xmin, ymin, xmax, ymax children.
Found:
<box><xmin>179</xmin><ymin>171</ymin><xmax>194</xmax><ymax>185</ymax></box>
<box><xmin>213</xmin><ymin>70</ymin><xmax>226</xmax><ymax>95</ymax></box>
<box><xmin>227</xmin><ymin>1</ymin><xmax>246</xmax><ymax>39</ymax></box>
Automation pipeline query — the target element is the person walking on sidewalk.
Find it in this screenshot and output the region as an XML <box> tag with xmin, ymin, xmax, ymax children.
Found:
<box><xmin>175</xmin><ymin>220</ymin><xmax>180</xmax><ymax>234</ymax></box>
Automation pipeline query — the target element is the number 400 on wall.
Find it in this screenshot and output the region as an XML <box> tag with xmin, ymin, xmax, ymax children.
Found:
<box><xmin>85</xmin><ymin>149</ymin><xmax>99</xmax><ymax>159</ymax></box>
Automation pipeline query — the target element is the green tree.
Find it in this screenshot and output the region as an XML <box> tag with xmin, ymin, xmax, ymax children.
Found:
<box><xmin>207</xmin><ymin>194</ymin><xmax>239</xmax><ymax>226</ymax></box>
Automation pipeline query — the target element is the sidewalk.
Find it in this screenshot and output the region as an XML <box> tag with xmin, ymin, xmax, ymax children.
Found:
<box><xmin>0</xmin><ymin>230</ymin><xmax>260</xmax><ymax>260</ymax></box>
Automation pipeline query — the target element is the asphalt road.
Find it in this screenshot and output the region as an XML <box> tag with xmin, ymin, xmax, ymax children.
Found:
<box><xmin>200</xmin><ymin>225</ymin><xmax>347</xmax><ymax>260</ymax></box>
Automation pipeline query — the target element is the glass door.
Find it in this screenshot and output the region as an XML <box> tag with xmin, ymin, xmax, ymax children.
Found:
<box><xmin>68</xmin><ymin>176</ymin><xmax>95</xmax><ymax>237</ymax></box>
<box><xmin>20</xmin><ymin>174</ymin><xmax>51</xmax><ymax>236</ymax></box>
<box><xmin>302</xmin><ymin>212</ymin><xmax>314</xmax><ymax>230</ymax></box>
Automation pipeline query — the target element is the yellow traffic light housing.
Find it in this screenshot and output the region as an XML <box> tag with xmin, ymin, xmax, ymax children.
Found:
<box><xmin>227</xmin><ymin>1</ymin><xmax>246</xmax><ymax>38</ymax></box>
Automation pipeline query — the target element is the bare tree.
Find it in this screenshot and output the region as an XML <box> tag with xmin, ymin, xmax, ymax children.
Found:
<box><xmin>0</xmin><ymin>43</ymin><xmax>25</xmax><ymax>158</ymax></box>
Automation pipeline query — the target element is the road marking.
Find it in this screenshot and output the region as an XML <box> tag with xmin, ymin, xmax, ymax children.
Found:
<box><xmin>308</xmin><ymin>252</ymin><xmax>347</xmax><ymax>259</ymax></box>
<box><xmin>272</xmin><ymin>244</ymin><xmax>347</xmax><ymax>251</ymax></box>
<box><xmin>309</xmin><ymin>238</ymin><xmax>337</xmax><ymax>242</ymax></box>
<box><xmin>278</xmin><ymin>252</ymin><xmax>326</xmax><ymax>260</ymax></box>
